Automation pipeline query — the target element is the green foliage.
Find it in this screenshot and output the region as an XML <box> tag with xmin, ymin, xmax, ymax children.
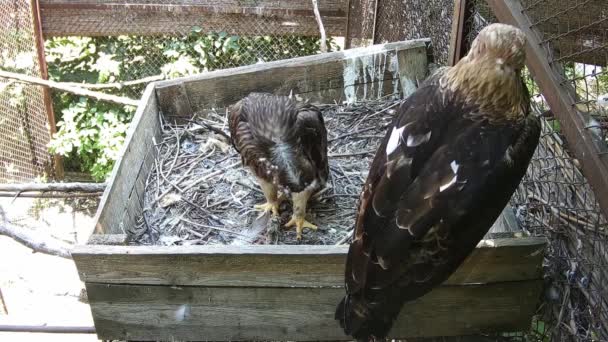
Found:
<box><xmin>48</xmin><ymin>96</ymin><xmax>133</xmax><ymax>180</ymax></box>
<box><xmin>46</xmin><ymin>31</ymin><xmax>337</xmax><ymax>180</ymax></box>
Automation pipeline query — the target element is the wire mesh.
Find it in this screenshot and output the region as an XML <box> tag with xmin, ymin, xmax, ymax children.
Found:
<box><xmin>465</xmin><ymin>1</ymin><xmax>608</xmax><ymax>341</ymax></box>
<box><xmin>368</xmin><ymin>0</ymin><xmax>608</xmax><ymax>340</ymax></box>
<box><xmin>0</xmin><ymin>0</ymin><xmax>53</xmax><ymax>183</ymax></box>
<box><xmin>373</xmin><ymin>0</ymin><xmax>454</xmax><ymax>65</ymax></box>
<box><xmin>43</xmin><ymin>1</ymin><xmax>341</xmax><ymax>99</ymax></box>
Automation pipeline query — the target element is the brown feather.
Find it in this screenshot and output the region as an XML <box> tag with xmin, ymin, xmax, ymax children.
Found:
<box><xmin>336</xmin><ymin>23</ymin><xmax>541</xmax><ymax>341</ymax></box>
<box><xmin>228</xmin><ymin>93</ymin><xmax>328</xmax><ymax>193</ymax></box>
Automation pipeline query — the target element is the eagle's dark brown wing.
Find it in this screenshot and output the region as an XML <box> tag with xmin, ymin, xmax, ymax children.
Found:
<box><xmin>335</xmin><ymin>73</ymin><xmax>541</xmax><ymax>340</ymax></box>
<box><xmin>228</xmin><ymin>93</ymin><xmax>328</xmax><ymax>192</ymax></box>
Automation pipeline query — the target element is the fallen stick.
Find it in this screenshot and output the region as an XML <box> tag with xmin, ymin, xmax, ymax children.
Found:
<box><xmin>0</xmin><ymin>70</ymin><xmax>139</xmax><ymax>106</ymax></box>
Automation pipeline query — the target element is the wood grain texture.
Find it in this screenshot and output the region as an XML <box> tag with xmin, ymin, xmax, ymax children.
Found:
<box><xmin>156</xmin><ymin>39</ymin><xmax>430</xmax><ymax>118</ymax></box>
<box><xmin>73</xmin><ymin>236</ymin><xmax>546</xmax><ymax>287</ymax></box>
<box><xmin>86</xmin><ymin>280</ymin><xmax>542</xmax><ymax>341</ymax></box>
<box><xmin>94</xmin><ymin>83</ymin><xmax>160</xmax><ymax>235</ymax></box>
<box><xmin>40</xmin><ymin>0</ymin><xmax>348</xmax><ymax>37</ymax></box>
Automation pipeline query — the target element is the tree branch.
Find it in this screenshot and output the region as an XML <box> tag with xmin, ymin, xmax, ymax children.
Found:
<box><xmin>0</xmin><ymin>192</ymin><xmax>102</xmax><ymax>198</ymax></box>
<box><xmin>0</xmin><ymin>70</ymin><xmax>140</xmax><ymax>106</ymax></box>
<box><xmin>63</xmin><ymin>74</ymin><xmax>164</xmax><ymax>90</ymax></box>
<box><xmin>0</xmin><ymin>182</ymin><xmax>106</xmax><ymax>192</ymax></box>
<box><xmin>0</xmin><ymin>220</ymin><xmax>73</xmax><ymax>259</ymax></box>
<box><xmin>311</xmin><ymin>0</ymin><xmax>328</xmax><ymax>53</ymax></box>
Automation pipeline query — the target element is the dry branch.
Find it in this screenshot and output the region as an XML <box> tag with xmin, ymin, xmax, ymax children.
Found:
<box><xmin>0</xmin><ymin>219</ymin><xmax>73</xmax><ymax>259</ymax></box>
<box><xmin>0</xmin><ymin>192</ymin><xmax>102</xmax><ymax>198</ymax></box>
<box><xmin>64</xmin><ymin>75</ymin><xmax>163</xmax><ymax>90</ymax></box>
<box><xmin>311</xmin><ymin>0</ymin><xmax>327</xmax><ymax>53</ymax></box>
<box><xmin>0</xmin><ymin>182</ymin><xmax>106</xmax><ymax>193</ymax></box>
<box><xmin>0</xmin><ymin>70</ymin><xmax>139</xmax><ymax>106</ymax></box>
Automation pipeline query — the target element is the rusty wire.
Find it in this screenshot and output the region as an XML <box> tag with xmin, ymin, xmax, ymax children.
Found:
<box><xmin>0</xmin><ymin>0</ymin><xmax>53</xmax><ymax>182</ymax></box>
<box><xmin>467</xmin><ymin>1</ymin><xmax>608</xmax><ymax>341</ymax></box>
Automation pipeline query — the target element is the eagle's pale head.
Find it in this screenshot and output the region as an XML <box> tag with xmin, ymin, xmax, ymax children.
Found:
<box><xmin>444</xmin><ymin>23</ymin><xmax>529</xmax><ymax>121</ymax></box>
<box><xmin>466</xmin><ymin>23</ymin><xmax>526</xmax><ymax>69</ymax></box>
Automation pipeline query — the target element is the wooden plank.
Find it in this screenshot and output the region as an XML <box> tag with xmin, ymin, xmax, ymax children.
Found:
<box><xmin>156</xmin><ymin>39</ymin><xmax>430</xmax><ymax>117</ymax></box>
<box><xmin>447</xmin><ymin>0</ymin><xmax>472</xmax><ymax>66</ymax></box>
<box><xmin>86</xmin><ymin>279</ymin><xmax>542</xmax><ymax>341</ymax></box>
<box><xmin>486</xmin><ymin>0</ymin><xmax>608</xmax><ymax>220</ymax></box>
<box><xmin>87</xmin><ymin>234</ymin><xmax>127</xmax><ymax>246</ymax></box>
<box><xmin>72</xmin><ymin>236</ymin><xmax>546</xmax><ymax>287</ymax></box>
<box><xmin>93</xmin><ymin>83</ymin><xmax>160</xmax><ymax>235</ymax></box>
<box><xmin>40</xmin><ymin>1</ymin><xmax>348</xmax><ymax>37</ymax></box>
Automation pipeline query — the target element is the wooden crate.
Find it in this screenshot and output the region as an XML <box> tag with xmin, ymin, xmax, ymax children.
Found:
<box><xmin>73</xmin><ymin>39</ymin><xmax>547</xmax><ymax>341</ymax></box>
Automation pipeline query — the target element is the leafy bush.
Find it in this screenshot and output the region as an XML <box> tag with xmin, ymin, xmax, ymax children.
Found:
<box><xmin>46</xmin><ymin>31</ymin><xmax>338</xmax><ymax>180</ymax></box>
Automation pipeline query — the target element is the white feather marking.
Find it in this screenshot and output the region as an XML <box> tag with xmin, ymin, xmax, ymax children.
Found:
<box><xmin>496</xmin><ymin>58</ymin><xmax>505</xmax><ymax>65</ymax></box>
<box><xmin>406</xmin><ymin>131</ymin><xmax>432</xmax><ymax>147</ymax></box>
<box><xmin>440</xmin><ymin>175</ymin><xmax>457</xmax><ymax>192</ymax></box>
<box><xmin>386</xmin><ymin>126</ymin><xmax>405</xmax><ymax>155</ymax></box>
<box><xmin>504</xmin><ymin>145</ymin><xmax>514</xmax><ymax>165</ymax></box>
<box><xmin>450</xmin><ymin>160</ymin><xmax>459</xmax><ymax>174</ymax></box>
<box><xmin>174</xmin><ymin>304</ymin><xmax>190</xmax><ymax>321</ymax></box>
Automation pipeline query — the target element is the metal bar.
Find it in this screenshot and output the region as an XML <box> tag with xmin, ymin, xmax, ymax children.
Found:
<box><xmin>486</xmin><ymin>0</ymin><xmax>608</xmax><ymax>220</ymax></box>
<box><xmin>448</xmin><ymin>0</ymin><xmax>470</xmax><ymax>66</ymax></box>
<box><xmin>40</xmin><ymin>2</ymin><xmax>347</xmax><ymax>18</ymax></box>
<box><xmin>0</xmin><ymin>325</ymin><xmax>96</xmax><ymax>334</ymax></box>
<box><xmin>344</xmin><ymin>0</ymin><xmax>352</xmax><ymax>49</ymax></box>
<box><xmin>371</xmin><ymin>0</ymin><xmax>379</xmax><ymax>44</ymax></box>
<box><xmin>30</xmin><ymin>0</ymin><xmax>63</xmax><ymax>179</ymax></box>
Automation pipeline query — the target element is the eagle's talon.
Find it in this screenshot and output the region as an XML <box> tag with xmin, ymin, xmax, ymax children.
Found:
<box><xmin>254</xmin><ymin>202</ymin><xmax>280</xmax><ymax>218</ymax></box>
<box><xmin>285</xmin><ymin>215</ymin><xmax>317</xmax><ymax>240</ymax></box>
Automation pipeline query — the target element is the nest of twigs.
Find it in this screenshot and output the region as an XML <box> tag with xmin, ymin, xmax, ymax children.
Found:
<box><xmin>129</xmin><ymin>95</ymin><xmax>401</xmax><ymax>246</ymax></box>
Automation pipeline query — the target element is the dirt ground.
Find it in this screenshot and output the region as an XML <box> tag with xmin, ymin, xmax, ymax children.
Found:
<box><xmin>0</xmin><ymin>197</ymin><xmax>100</xmax><ymax>341</ymax></box>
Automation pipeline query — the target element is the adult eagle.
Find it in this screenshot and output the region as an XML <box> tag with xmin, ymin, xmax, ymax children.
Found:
<box><xmin>229</xmin><ymin>93</ymin><xmax>329</xmax><ymax>240</ymax></box>
<box><xmin>335</xmin><ymin>23</ymin><xmax>541</xmax><ymax>340</ymax></box>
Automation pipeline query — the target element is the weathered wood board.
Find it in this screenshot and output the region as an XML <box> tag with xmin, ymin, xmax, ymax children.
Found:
<box><xmin>73</xmin><ymin>237</ymin><xmax>546</xmax><ymax>287</ymax></box>
<box><xmin>86</xmin><ymin>280</ymin><xmax>542</xmax><ymax>341</ymax></box>
<box><xmin>155</xmin><ymin>39</ymin><xmax>430</xmax><ymax>120</ymax></box>
<box><xmin>40</xmin><ymin>0</ymin><xmax>348</xmax><ymax>37</ymax></box>
<box><xmin>92</xmin><ymin>83</ymin><xmax>161</xmax><ymax>235</ymax></box>
<box><xmin>78</xmin><ymin>39</ymin><xmax>547</xmax><ymax>341</ymax></box>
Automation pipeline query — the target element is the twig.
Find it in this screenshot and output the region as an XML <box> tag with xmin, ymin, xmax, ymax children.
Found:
<box><xmin>329</xmin><ymin>150</ymin><xmax>375</xmax><ymax>158</ymax></box>
<box><xmin>0</xmin><ymin>288</ymin><xmax>7</xmax><ymax>314</ymax></box>
<box><xmin>329</xmin><ymin>126</ymin><xmax>381</xmax><ymax>142</ymax></box>
<box><xmin>180</xmin><ymin>161</ymin><xmax>240</xmax><ymax>193</ymax></box>
<box><xmin>335</xmin><ymin>229</ymin><xmax>353</xmax><ymax>245</ymax></box>
<box><xmin>0</xmin><ymin>70</ymin><xmax>139</xmax><ymax>106</ymax></box>
<box><xmin>311</xmin><ymin>0</ymin><xmax>328</xmax><ymax>53</ymax></box>
<box><xmin>180</xmin><ymin>218</ymin><xmax>251</xmax><ymax>238</ymax></box>
<box><xmin>63</xmin><ymin>74</ymin><xmax>163</xmax><ymax>90</ymax></box>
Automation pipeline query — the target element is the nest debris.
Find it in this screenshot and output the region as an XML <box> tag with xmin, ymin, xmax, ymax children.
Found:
<box><xmin>129</xmin><ymin>96</ymin><xmax>401</xmax><ymax>246</ymax></box>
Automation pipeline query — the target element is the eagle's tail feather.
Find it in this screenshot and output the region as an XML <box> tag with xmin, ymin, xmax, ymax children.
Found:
<box><xmin>335</xmin><ymin>292</ymin><xmax>405</xmax><ymax>342</ymax></box>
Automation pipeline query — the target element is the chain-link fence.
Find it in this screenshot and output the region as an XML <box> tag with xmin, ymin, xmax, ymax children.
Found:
<box><xmin>354</xmin><ymin>0</ymin><xmax>608</xmax><ymax>340</ymax></box>
<box><xmin>42</xmin><ymin>0</ymin><xmax>346</xmax><ymax>99</ymax></box>
<box><xmin>469</xmin><ymin>1</ymin><xmax>608</xmax><ymax>341</ymax></box>
<box><xmin>0</xmin><ymin>0</ymin><xmax>54</xmax><ymax>183</ymax></box>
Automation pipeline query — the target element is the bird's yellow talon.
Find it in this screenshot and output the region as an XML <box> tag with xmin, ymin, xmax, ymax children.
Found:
<box><xmin>254</xmin><ymin>202</ymin><xmax>280</xmax><ymax>218</ymax></box>
<box><xmin>285</xmin><ymin>215</ymin><xmax>317</xmax><ymax>240</ymax></box>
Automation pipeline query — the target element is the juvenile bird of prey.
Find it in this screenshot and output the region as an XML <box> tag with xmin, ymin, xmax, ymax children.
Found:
<box><xmin>335</xmin><ymin>23</ymin><xmax>541</xmax><ymax>341</ymax></box>
<box><xmin>229</xmin><ymin>93</ymin><xmax>329</xmax><ymax>240</ymax></box>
